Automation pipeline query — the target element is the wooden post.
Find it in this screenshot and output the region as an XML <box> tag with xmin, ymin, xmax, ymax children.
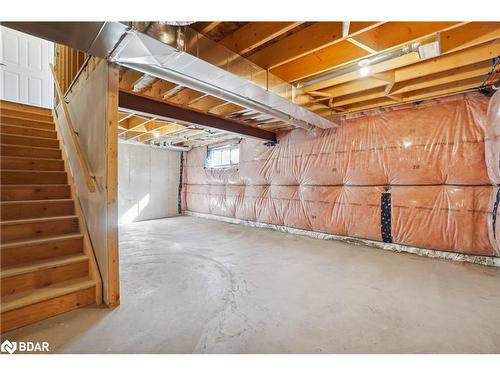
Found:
<box><xmin>106</xmin><ymin>62</ymin><xmax>120</xmax><ymax>307</ymax></box>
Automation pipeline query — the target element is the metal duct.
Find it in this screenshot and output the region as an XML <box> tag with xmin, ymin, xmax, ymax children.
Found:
<box><xmin>110</xmin><ymin>29</ymin><xmax>336</xmax><ymax>129</ymax></box>
<box><xmin>150</xmin><ymin>141</ymin><xmax>192</xmax><ymax>152</ymax></box>
<box><xmin>3</xmin><ymin>22</ymin><xmax>337</xmax><ymax>130</ymax></box>
<box><xmin>1</xmin><ymin>21</ymin><xmax>129</xmax><ymax>58</ymax></box>
<box><xmin>298</xmin><ymin>42</ymin><xmax>422</xmax><ymax>90</ymax></box>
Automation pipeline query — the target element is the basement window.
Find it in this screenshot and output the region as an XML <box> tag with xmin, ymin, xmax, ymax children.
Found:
<box><xmin>206</xmin><ymin>143</ymin><xmax>240</xmax><ymax>169</ymax></box>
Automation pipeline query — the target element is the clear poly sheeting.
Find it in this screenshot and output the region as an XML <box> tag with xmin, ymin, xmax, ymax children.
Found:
<box><xmin>482</xmin><ymin>90</ymin><xmax>500</xmax><ymax>184</ymax></box>
<box><xmin>182</xmin><ymin>92</ymin><xmax>500</xmax><ymax>257</ymax></box>
<box><xmin>481</xmin><ymin>90</ymin><xmax>500</xmax><ymax>254</ymax></box>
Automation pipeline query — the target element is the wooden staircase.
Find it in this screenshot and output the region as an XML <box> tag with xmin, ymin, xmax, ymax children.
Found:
<box><xmin>1</xmin><ymin>101</ymin><xmax>100</xmax><ymax>332</ymax></box>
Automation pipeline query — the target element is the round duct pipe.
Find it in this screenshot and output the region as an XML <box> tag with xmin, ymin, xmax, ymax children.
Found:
<box><xmin>150</xmin><ymin>141</ymin><xmax>192</xmax><ymax>152</ymax></box>
<box><xmin>298</xmin><ymin>42</ymin><xmax>421</xmax><ymax>90</ymax></box>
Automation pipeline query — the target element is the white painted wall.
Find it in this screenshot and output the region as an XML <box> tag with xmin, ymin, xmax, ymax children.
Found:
<box><xmin>118</xmin><ymin>141</ymin><xmax>181</xmax><ymax>224</ymax></box>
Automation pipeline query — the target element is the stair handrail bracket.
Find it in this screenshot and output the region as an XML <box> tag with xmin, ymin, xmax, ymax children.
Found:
<box><xmin>50</xmin><ymin>64</ymin><xmax>97</xmax><ymax>193</ymax></box>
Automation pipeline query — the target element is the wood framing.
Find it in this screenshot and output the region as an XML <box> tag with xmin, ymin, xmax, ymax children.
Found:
<box><xmin>190</xmin><ymin>21</ymin><xmax>500</xmax><ymax>115</ymax></box>
<box><xmin>106</xmin><ymin>63</ymin><xmax>120</xmax><ymax>307</ymax></box>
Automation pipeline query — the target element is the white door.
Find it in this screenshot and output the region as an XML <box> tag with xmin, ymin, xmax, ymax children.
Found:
<box><xmin>0</xmin><ymin>26</ymin><xmax>54</xmax><ymax>108</ymax></box>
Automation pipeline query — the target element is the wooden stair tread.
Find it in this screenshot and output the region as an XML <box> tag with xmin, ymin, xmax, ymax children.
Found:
<box><xmin>0</xmin><ymin>132</ymin><xmax>59</xmax><ymax>141</ymax></box>
<box><xmin>1</xmin><ymin>214</ymin><xmax>78</xmax><ymax>226</ymax></box>
<box><xmin>1</xmin><ymin>115</ymin><xmax>54</xmax><ymax>125</ymax></box>
<box><xmin>1</xmin><ymin>169</ymin><xmax>66</xmax><ymax>174</ymax></box>
<box><xmin>0</xmin><ymin>109</ymin><xmax>53</xmax><ymax>121</ymax></box>
<box><xmin>2</xmin><ymin>254</ymin><xmax>88</xmax><ymax>279</ymax></box>
<box><xmin>0</xmin><ymin>123</ymin><xmax>57</xmax><ymax>133</ymax></box>
<box><xmin>1</xmin><ymin>143</ymin><xmax>60</xmax><ymax>152</ymax></box>
<box><xmin>0</xmin><ymin>183</ymin><xmax>69</xmax><ymax>187</ymax></box>
<box><xmin>0</xmin><ymin>155</ymin><xmax>63</xmax><ymax>162</ymax></box>
<box><xmin>1</xmin><ymin>198</ymin><xmax>73</xmax><ymax>205</ymax></box>
<box><xmin>0</xmin><ymin>233</ymin><xmax>83</xmax><ymax>250</ymax></box>
<box><xmin>1</xmin><ymin>277</ymin><xmax>96</xmax><ymax>313</ymax></box>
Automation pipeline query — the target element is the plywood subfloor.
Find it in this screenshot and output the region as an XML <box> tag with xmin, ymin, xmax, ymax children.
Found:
<box><xmin>3</xmin><ymin>216</ymin><xmax>499</xmax><ymax>353</ymax></box>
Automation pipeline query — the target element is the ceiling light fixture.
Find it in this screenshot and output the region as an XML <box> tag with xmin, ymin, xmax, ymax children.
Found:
<box><xmin>359</xmin><ymin>66</ymin><xmax>371</xmax><ymax>77</ymax></box>
<box><xmin>358</xmin><ymin>59</ymin><xmax>371</xmax><ymax>77</ymax></box>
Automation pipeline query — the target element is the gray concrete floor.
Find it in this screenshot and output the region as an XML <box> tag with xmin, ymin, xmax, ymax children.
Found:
<box><xmin>3</xmin><ymin>216</ymin><xmax>500</xmax><ymax>353</ymax></box>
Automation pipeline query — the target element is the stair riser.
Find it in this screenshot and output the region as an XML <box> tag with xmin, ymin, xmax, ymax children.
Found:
<box><xmin>1</xmin><ymin>201</ymin><xmax>75</xmax><ymax>220</ymax></box>
<box><xmin>1</xmin><ymin>237</ymin><xmax>83</xmax><ymax>267</ymax></box>
<box><xmin>0</xmin><ymin>124</ymin><xmax>57</xmax><ymax>139</ymax></box>
<box><xmin>1</xmin><ymin>108</ymin><xmax>53</xmax><ymax>123</ymax></box>
<box><xmin>1</xmin><ymin>157</ymin><xmax>65</xmax><ymax>171</ymax></box>
<box><xmin>0</xmin><ymin>287</ymin><xmax>95</xmax><ymax>332</ymax></box>
<box><xmin>2</xmin><ymin>260</ymin><xmax>89</xmax><ymax>297</ymax></box>
<box><xmin>0</xmin><ymin>134</ymin><xmax>59</xmax><ymax>148</ymax></box>
<box><xmin>1</xmin><ymin>218</ymin><xmax>79</xmax><ymax>243</ymax></box>
<box><xmin>1</xmin><ymin>171</ymin><xmax>67</xmax><ymax>185</ymax></box>
<box><xmin>1</xmin><ymin>144</ymin><xmax>62</xmax><ymax>159</ymax></box>
<box><xmin>1</xmin><ymin>185</ymin><xmax>71</xmax><ymax>201</ymax></box>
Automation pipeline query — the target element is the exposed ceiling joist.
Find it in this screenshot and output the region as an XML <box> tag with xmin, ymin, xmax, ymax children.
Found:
<box><xmin>246</xmin><ymin>22</ymin><xmax>381</xmax><ymax>70</ymax></box>
<box><xmin>118</xmin><ymin>116</ymin><xmax>154</xmax><ymax>135</ymax></box>
<box><xmin>271</xmin><ymin>40</ymin><xmax>370</xmax><ymax>82</ymax></box>
<box><xmin>346</xmin><ymin>38</ymin><xmax>377</xmax><ymax>53</ymax></box>
<box><xmin>191</xmin><ymin>22</ymin><xmax>222</xmax><ymax>34</ymax></box>
<box><xmin>248</xmin><ymin>22</ymin><xmax>344</xmax><ymax>70</ymax></box>
<box><xmin>220</xmin><ymin>22</ymin><xmax>302</xmax><ymax>56</ymax></box>
<box><xmin>350</xmin><ymin>22</ymin><xmax>461</xmax><ymax>52</ymax></box>
<box><xmin>390</xmin><ymin>61</ymin><xmax>492</xmax><ymax>94</ymax></box>
<box><xmin>168</xmin><ymin>88</ymin><xmax>205</xmax><ymax>105</ymax></box>
<box><xmin>395</xmin><ymin>40</ymin><xmax>500</xmax><ymax>81</ymax></box>
<box><xmin>301</xmin><ymin>38</ymin><xmax>500</xmax><ymax>96</ymax></box>
<box><xmin>340</xmin><ymin>76</ymin><xmax>486</xmax><ymax>114</ymax></box>
<box><xmin>300</xmin><ymin>53</ymin><xmax>420</xmax><ymax>93</ymax></box>
<box><xmin>275</xmin><ymin>23</ymin><xmax>466</xmax><ymax>83</ymax></box>
<box><xmin>440</xmin><ymin>22</ymin><xmax>500</xmax><ymax>53</ymax></box>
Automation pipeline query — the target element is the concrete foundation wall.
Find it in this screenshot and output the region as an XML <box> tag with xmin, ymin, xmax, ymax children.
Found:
<box><xmin>118</xmin><ymin>142</ymin><xmax>181</xmax><ymax>224</ymax></box>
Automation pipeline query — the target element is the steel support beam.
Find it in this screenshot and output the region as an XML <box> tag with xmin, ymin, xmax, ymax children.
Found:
<box><xmin>119</xmin><ymin>91</ymin><xmax>277</xmax><ymax>142</ymax></box>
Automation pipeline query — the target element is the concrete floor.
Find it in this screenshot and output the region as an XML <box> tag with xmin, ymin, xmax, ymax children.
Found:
<box><xmin>3</xmin><ymin>216</ymin><xmax>500</xmax><ymax>353</ymax></box>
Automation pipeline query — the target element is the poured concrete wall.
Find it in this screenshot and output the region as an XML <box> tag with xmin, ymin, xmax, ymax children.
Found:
<box><xmin>118</xmin><ymin>142</ymin><xmax>181</xmax><ymax>224</ymax></box>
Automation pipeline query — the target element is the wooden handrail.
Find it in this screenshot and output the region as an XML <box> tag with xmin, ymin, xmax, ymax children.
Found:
<box><xmin>50</xmin><ymin>64</ymin><xmax>97</xmax><ymax>193</ymax></box>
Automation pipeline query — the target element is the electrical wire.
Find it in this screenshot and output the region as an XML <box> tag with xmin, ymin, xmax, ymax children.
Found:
<box><xmin>480</xmin><ymin>56</ymin><xmax>500</xmax><ymax>89</ymax></box>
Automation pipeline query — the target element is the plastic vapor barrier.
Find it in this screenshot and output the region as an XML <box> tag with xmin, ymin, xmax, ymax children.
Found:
<box><xmin>482</xmin><ymin>90</ymin><xmax>500</xmax><ymax>254</ymax></box>
<box><xmin>183</xmin><ymin>92</ymin><xmax>500</xmax><ymax>257</ymax></box>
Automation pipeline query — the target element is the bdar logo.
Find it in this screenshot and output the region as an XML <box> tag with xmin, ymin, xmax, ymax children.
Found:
<box><xmin>0</xmin><ymin>339</ymin><xmax>49</xmax><ymax>354</ymax></box>
<box><xmin>1</xmin><ymin>339</ymin><xmax>17</xmax><ymax>354</ymax></box>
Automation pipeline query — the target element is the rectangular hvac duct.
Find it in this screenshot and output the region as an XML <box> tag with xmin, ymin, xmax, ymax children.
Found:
<box><xmin>3</xmin><ymin>22</ymin><xmax>337</xmax><ymax>130</ymax></box>
<box><xmin>110</xmin><ymin>28</ymin><xmax>337</xmax><ymax>130</ymax></box>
